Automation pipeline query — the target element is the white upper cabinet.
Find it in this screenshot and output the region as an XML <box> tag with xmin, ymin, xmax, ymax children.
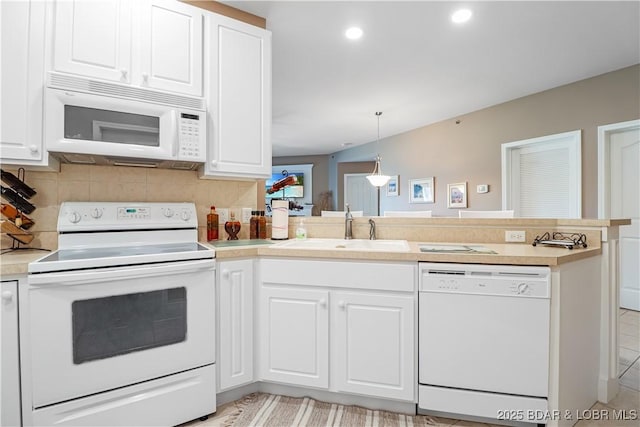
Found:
<box><xmin>201</xmin><ymin>14</ymin><xmax>272</xmax><ymax>179</ymax></box>
<box><xmin>138</xmin><ymin>0</ymin><xmax>203</xmax><ymax>96</ymax></box>
<box><xmin>51</xmin><ymin>0</ymin><xmax>203</xmax><ymax>96</ymax></box>
<box><xmin>52</xmin><ymin>0</ymin><xmax>132</xmax><ymax>84</ymax></box>
<box><xmin>0</xmin><ymin>0</ymin><xmax>57</xmax><ymax>167</ymax></box>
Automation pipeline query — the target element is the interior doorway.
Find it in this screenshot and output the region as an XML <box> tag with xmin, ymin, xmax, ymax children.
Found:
<box><xmin>344</xmin><ymin>174</ymin><xmax>379</xmax><ymax>216</ymax></box>
<box><xmin>598</xmin><ymin>119</ymin><xmax>640</xmax><ymax>312</ymax></box>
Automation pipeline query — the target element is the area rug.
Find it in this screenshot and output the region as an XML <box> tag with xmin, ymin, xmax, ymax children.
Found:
<box><xmin>225</xmin><ymin>393</ymin><xmax>444</xmax><ymax>427</ymax></box>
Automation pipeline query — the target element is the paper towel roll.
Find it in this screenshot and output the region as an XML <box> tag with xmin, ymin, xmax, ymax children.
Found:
<box><xmin>271</xmin><ymin>200</ymin><xmax>289</xmax><ymax>240</ymax></box>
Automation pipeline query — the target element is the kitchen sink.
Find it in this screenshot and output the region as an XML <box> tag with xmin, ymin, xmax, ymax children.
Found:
<box><xmin>272</xmin><ymin>238</ymin><xmax>410</xmax><ymax>252</ymax></box>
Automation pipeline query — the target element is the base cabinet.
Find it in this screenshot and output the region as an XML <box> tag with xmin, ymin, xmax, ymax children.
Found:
<box><xmin>2</xmin><ymin>280</ymin><xmax>21</xmax><ymax>427</ymax></box>
<box><xmin>333</xmin><ymin>291</ymin><xmax>414</xmax><ymax>401</ymax></box>
<box><xmin>259</xmin><ymin>286</ymin><xmax>329</xmax><ymax>388</ymax></box>
<box><xmin>218</xmin><ymin>259</ymin><xmax>255</xmax><ymax>391</ymax></box>
<box><xmin>259</xmin><ymin>259</ymin><xmax>416</xmax><ymax>402</ymax></box>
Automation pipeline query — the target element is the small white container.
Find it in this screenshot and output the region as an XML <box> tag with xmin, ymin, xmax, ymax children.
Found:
<box><xmin>271</xmin><ymin>200</ymin><xmax>289</xmax><ymax>240</ymax></box>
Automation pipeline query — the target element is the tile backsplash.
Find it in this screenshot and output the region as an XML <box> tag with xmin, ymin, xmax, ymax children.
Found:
<box><xmin>1</xmin><ymin>164</ymin><xmax>258</xmax><ymax>250</ymax></box>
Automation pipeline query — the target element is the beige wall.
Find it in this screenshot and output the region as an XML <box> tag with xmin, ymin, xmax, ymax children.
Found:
<box><xmin>1</xmin><ymin>164</ymin><xmax>258</xmax><ymax>250</ymax></box>
<box><xmin>330</xmin><ymin>64</ymin><xmax>640</xmax><ymax>218</ymax></box>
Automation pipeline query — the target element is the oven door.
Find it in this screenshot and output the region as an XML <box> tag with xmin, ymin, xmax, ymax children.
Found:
<box><xmin>27</xmin><ymin>259</ymin><xmax>215</xmax><ymax>408</ymax></box>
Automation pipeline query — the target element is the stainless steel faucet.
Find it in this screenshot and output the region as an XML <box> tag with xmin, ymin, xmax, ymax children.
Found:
<box><xmin>344</xmin><ymin>204</ymin><xmax>353</xmax><ymax>240</ymax></box>
<box><xmin>368</xmin><ymin>218</ymin><xmax>376</xmax><ymax>240</ymax></box>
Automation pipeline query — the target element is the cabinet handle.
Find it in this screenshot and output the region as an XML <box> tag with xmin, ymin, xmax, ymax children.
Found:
<box><xmin>142</xmin><ymin>73</ymin><xmax>149</xmax><ymax>83</ymax></box>
<box><xmin>210</xmin><ymin>160</ymin><xmax>218</xmax><ymax>167</ymax></box>
<box><xmin>2</xmin><ymin>290</ymin><xmax>13</xmax><ymax>302</ymax></box>
<box><xmin>29</xmin><ymin>145</ymin><xmax>39</xmax><ymax>154</ymax></box>
<box><xmin>338</xmin><ymin>300</ymin><xmax>346</xmax><ymax>309</ymax></box>
<box><xmin>222</xmin><ymin>269</ymin><xmax>230</xmax><ymax>279</ymax></box>
<box><xmin>121</xmin><ymin>69</ymin><xmax>128</xmax><ymax>79</ymax></box>
<box><xmin>319</xmin><ymin>298</ymin><xmax>327</xmax><ymax>308</ymax></box>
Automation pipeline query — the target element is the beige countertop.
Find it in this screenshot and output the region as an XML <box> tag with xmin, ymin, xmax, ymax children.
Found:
<box><xmin>211</xmin><ymin>240</ymin><xmax>600</xmax><ymax>266</ymax></box>
<box><xmin>1</xmin><ymin>250</ymin><xmax>51</xmax><ymax>277</ymax></box>
<box><xmin>0</xmin><ymin>239</ymin><xmax>602</xmax><ymax>277</ymax></box>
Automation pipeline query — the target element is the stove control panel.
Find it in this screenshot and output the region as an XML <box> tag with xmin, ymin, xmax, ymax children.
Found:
<box><xmin>58</xmin><ymin>202</ymin><xmax>199</xmax><ymax>232</ymax></box>
<box><xmin>117</xmin><ymin>207</ymin><xmax>151</xmax><ymax>220</ymax></box>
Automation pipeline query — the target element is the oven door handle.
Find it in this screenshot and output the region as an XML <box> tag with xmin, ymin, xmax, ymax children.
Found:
<box><xmin>28</xmin><ymin>259</ymin><xmax>215</xmax><ymax>286</ymax></box>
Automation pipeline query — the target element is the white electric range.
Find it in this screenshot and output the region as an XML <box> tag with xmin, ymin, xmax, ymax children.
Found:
<box><xmin>23</xmin><ymin>202</ymin><xmax>216</xmax><ymax>426</ymax></box>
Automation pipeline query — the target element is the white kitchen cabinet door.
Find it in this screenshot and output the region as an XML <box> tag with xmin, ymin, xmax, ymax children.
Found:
<box><xmin>259</xmin><ymin>286</ymin><xmax>329</xmax><ymax>389</ymax></box>
<box><xmin>218</xmin><ymin>259</ymin><xmax>254</xmax><ymax>391</ymax></box>
<box><xmin>2</xmin><ymin>281</ymin><xmax>21</xmax><ymax>427</ymax></box>
<box><xmin>332</xmin><ymin>292</ymin><xmax>415</xmax><ymax>401</ymax></box>
<box><xmin>52</xmin><ymin>0</ymin><xmax>132</xmax><ymax>83</ymax></box>
<box><xmin>202</xmin><ymin>14</ymin><xmax>272</xmax><ymax>179</ymax></box>
<box><xmin>0</xmin><ymin>0</ymin><xmax>55</xmax><ymax>167</ymax></box>
<box><xmin>138</xmin><ymin>0</ymin><xmax>204</xmax><ymax>96</ymax></box>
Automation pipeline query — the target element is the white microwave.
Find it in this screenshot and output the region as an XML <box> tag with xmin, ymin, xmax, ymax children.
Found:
<box><xmin>45</xmin><ymin>72</ymin><xmax>206</xmax><ymax>169</ymax></box>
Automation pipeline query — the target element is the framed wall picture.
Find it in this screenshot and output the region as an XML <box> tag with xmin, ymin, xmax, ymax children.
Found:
<box><xmin>409</xmin><ymin>177</ymin><xmax>434</xmax><ymax>203</ymax></box>
<box><xmin>386</xmin><ymin>175</ymin><xmax>399</xmax><ymax>196</ymax></box>
<box><xmin>447</xmin><ymin>182</ymin><xmax>467</xmax><ymax>208</ymax></box>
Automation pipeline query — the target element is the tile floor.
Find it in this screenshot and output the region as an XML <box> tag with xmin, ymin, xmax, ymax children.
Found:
<box><xmin>184</xmin><ymin>309</ymin><xmax>640</xmax><ymax>427</ymax></box>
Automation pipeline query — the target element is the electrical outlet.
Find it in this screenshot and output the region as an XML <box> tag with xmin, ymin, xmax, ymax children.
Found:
<box><xmin>217</xmin><ymin>208</ymin><xmax>229</xmax><ymax>224</ymax></box>
<box><xmin>505</xmin><ymin>230</ymin><xmax>526</xmax><ymax>242</ymax></box>
<box><xmin>241</xmin><ymin>208</ymin><xmax>253</xmax><ymax>224</ymax></box>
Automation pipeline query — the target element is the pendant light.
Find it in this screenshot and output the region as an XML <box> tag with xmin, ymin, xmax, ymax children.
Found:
<box><xmin>366</xmin><ymin>111</ymin><xmax>390</xmax><ymax>187</ymax></box>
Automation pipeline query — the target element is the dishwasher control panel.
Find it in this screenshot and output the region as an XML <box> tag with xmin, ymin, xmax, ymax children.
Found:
<box><xmin>419</xmin><ymin>263</ymin><xmax>550</xmax><ymax>298</ymax></box>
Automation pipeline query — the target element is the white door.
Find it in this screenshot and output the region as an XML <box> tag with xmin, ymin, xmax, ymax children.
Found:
<box><xmin>609</xmin><ymin>124</ymin><xmax>640</xmax><ymax>310</ymax></box>
<box><xmin>1</xmin><ymin>281</ymin><xmax>21</xmax><ymax>427</ymax></box>
<box><xmin>332</xmin><ymin>291</ymin><xmax>414</xmax><ymax>401</ymax></box>
<box><xmin>139</xmin><ymin>0</ymin><xmax>203</xmax><ymax>96</ymax></box>
<box><xmin>344</xmin><ymin>174</ymin><xmax>379</xmax><ymax>216</ymax></box>
<box><xmin>204</xmin><ymin>14</ymin><xmax>272</xmax><ymax>178</ymax></box>
<box><xmin>52</xmin><ymin>0</ymin><xmax>132</xmax><ymax>83</ymax></box>
<box><xmin>259</xmin><ymin>286</ymin><xmax>329</xmax><ymax>389</ymax></box>
<box><xmin>218</xmin><ymin>259</ymin><xmax>254</xmax><ymax>391</ymax></box>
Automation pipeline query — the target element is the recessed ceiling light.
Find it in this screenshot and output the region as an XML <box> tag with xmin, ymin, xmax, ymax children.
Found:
<box><xmin>345</xmin><ymin>27</ymin><xmax>363</xmax><ymax>40</ymax></box>
<box><xmin>451</xmin><ymin>8</ymin><xmax>472</xmax><ymax>24</ymax></box>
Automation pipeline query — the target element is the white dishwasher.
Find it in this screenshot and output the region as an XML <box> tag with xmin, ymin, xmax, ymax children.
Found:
<box><xmin>418</xmin><ymin>262</ymin><xmax>550</xmax><ymax>425</ymax></box>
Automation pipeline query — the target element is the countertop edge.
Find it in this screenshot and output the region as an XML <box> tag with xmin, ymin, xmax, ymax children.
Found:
<box><xmin>1</xmin><ymin>242</ymin><xmax>603</xmax><ymax>276</ymax></box>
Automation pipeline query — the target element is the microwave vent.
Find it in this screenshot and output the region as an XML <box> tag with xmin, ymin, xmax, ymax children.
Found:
<box><xmin>60</xmin><ymin>153</ymin><xmax>97</xmax><ymax>164</ymax></box>
<box><xmin>48</xmin><ymin>72</ymin><xmax>204</xmax><ymax>111</ymax></box>
<box><xmin>170</xmin><ymin>162</ymin><xmax>198</xmax><ymax>170</ymax></box>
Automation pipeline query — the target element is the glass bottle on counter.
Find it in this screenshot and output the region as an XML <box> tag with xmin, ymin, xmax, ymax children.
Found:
<box><xmin>258</xmin><ymin>210</ymin><xmax>267</xmax><ymax>239</ymax></box>
<box><xmin>224</xmin><ymin>212</ymin><xmax>241</xmax><ymax>240</ymax></box>
<box><xmin>249</xmin><ymin>210</ymin><xmax>259</xmax><ymax>239</ymax></box>
<box><xmin>207</xmin><ymin>206</ymin><xmax>219</xmax><ymax>241</ymax></box>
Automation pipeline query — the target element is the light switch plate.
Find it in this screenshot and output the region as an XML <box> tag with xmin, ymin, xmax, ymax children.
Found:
<box><xmin>217</xmin><ymin>208</ymin><xmax>229</xmax><ymax>224</ymax></box>
<box><xmin>477</xmin><ymin>184</ymin><xmax>489</xmax><ymax>193</ymax></box>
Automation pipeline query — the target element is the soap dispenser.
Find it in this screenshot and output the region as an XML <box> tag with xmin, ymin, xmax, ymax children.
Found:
<box><xmin>296</xmin><ymin>218</ymin><xmax>307</xmax><ymax>239</ymax></box>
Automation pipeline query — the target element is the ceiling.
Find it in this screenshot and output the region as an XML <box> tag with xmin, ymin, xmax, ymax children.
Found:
<box><xmin>222</xmin><ymin>1</ymin><xmax>640</xmax><ymax>157</ymax></box>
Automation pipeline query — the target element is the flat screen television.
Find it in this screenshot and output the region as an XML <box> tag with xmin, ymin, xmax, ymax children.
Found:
<box><xmin>265</xmin><ymin>172</ymin><xmax>304</xmax><ymax>198</ymax></box>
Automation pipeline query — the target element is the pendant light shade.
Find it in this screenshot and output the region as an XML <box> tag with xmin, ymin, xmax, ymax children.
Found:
<box><xmin>367</xmin><ymin>112</ymin><xmax>390</xmax><ymax>187</ymax></box>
